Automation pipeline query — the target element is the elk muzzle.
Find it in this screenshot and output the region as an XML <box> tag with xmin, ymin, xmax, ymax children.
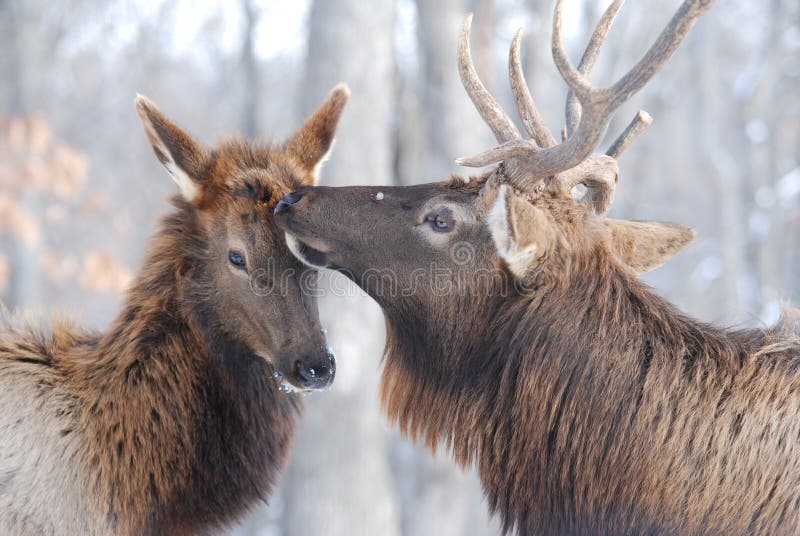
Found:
<box><xmin>274</xmin><ymin>191</ymin><xmax>304</xmax><ymax>215</ymax></box>
<box><xmin>294</xmin><ymin>348</ymin><xmax>336</xmax><ymax>390</ymax></box>
<box><xmin>274</xmin><ymin>189</ymin><xmax>341</xmax><ymax>270</ymax></box>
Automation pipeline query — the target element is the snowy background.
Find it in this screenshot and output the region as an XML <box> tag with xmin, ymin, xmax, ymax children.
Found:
<box><xmin>0</xmin><ymin>0</ymin><xmax>798</xmax><ymax>534</ymax></box>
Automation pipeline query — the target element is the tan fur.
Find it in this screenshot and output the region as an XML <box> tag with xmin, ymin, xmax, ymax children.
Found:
<box><xmin>0</xmin><ymin>87</ymin><xmax>348</xmax><ymax>534</ymax></box>
<box><xmin>605</xmin><ymin>219</ymin><xmax>696</xmax><ymax>274</ymax></box>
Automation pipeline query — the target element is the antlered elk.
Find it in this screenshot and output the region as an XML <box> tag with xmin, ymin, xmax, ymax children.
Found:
<box><xmin>0</xmin><ymin>85</ymin><xmax>349</xmax><ymax>534</ymax></box>
<box><xmin>276</xmin><ymin>1</ymin><xmax>800</xmax><ymax>534</ymax></box>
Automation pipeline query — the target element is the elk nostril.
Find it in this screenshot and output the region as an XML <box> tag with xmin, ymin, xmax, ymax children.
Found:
<box><xmin>274</xmin><ymin>192</ymin><xmax>304</xmax><ymax>215</ymax></box>
<box><xmin>294</xmin><ymin>358</ymin><xmax>334</xmax><ymax>389</ymax></box>
<box><xmin>274</xmin><ymin>201</ymin><xmax>289</xmax><ymax>214</ymax></box>
<box><xmin>284</xmin><ymin>192</ymin><xmax>303</xmax><ymax>204</ymax></box>
<box><xmin>314</xmin><ymin>363</ymin><xmax>331</xmax><ymax>379</ymax></box>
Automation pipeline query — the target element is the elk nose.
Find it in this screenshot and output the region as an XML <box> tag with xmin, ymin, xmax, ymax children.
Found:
<box><xmin>294</xmin><ymin>352</ymin><xmax>335</xmax><ymax>390</ymax></box>
<box><xmin>275</xmin><ymin>192</ymin><xmax>304</xmax><ymax>215</ymax></box>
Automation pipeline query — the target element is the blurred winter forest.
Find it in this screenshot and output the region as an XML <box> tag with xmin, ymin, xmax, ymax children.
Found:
<box><xmin>1</xmin><ymin>0</ymin><xmax>798</xmax><ymax>534</ymax></box>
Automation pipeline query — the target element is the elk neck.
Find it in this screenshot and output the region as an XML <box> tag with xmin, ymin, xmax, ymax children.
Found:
<box><xmin>380</xmin><ymin>245</ymin><xmax>764</xmax><ymax>533</ymax></box>
<box><xmin>68</xmin><ymin>197</ymin><xmax>300</xmax><ymax>532</ymax></box>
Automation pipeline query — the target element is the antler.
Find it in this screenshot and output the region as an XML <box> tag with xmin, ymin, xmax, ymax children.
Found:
<box><xmin>509</xmin><ymin>30</ymin><xmax>557</xmax><ymax>148</ymax></box>
<box><xmin>563</xmin><ymin>0</ymin><xmax>624</xmax><ymax>141</ymax></box>
<box><xmin>457</xmin><ymin>13</ymin><xmax>520</xmax><ymax>144</ymax></box>
<box><xmin>456</xmin><ymin>0</ymin><xmax>713</xmax><ymax>213</ymax></box>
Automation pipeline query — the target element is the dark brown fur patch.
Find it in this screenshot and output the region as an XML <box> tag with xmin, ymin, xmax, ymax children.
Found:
<box><xmin>380</xmin><ymin>242</ymin><xmax>800</xmax><ymax>535</ymax></box>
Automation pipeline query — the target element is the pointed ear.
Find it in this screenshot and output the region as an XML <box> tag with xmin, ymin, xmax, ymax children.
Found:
<box><xmin>287</xmin><ymin>83</ymin><xmax>350</xmax><ymax>185</ymax></box>
<box><xmin>606</xmin><ymin>219</ymin><xmax>695</xmax><ymax>274</ymax></box>
<box><xmin>135</xmin><ymin>94</ymin><xmax>210</xmax><ymax>202</ymax></box>
<box><xmin>487</xmin><ymin>185</ymin><xmax>555</xmax><ymax>280</ymax></box>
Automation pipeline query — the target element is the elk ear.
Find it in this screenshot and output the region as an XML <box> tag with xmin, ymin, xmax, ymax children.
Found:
<box><xmin>487</xmin><ymin>185</ymin><xmax>555</xmax><ymax>280</ymax></box>
<box><xmin>286</xmin><ymin>83</ymin><xmax>350</xmax><ymax>185</ymax></box>
<box><xmin>135</xmin><ymin>94</ymin><xmax>210</xmax><ymax>202</ymax></box>
<box><xmin>606</xmin><ymin>219</ymin><xmax>695</xmax><ymax>274</ymax></box>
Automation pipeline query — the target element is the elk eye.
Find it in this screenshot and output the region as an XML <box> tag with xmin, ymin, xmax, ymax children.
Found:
<box><xmin>228</xmin><ymin>250</ymin><xmax>246</xmax><ymax>269</ymax></box>
<box><xmin>425</xmin><ymin>209</ymin><xmax>454</xmax><ymax>233</ymax></box>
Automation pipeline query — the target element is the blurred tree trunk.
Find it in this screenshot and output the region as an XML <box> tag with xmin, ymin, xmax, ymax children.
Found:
<box><xmin>0</xmin><ymin>0</ymin><xmax>18</xmax><ymax>306</ymax></box>
<box><xmin>754</xmin><ymin>0</ymin><xmax>796</xmax><ymax>320</ymax></box>
<box><xmin>391</xmin><ymin>1</ymin><xmax>499</xmax><ymax>535</ymax></box>
<box><xmin>0</xmin><ymin>0</ymin><xmax>24</xmax><ymax>115</ymax></box>
<box><xmin>694</xmin><ymin>1</ymin><xmax>746</xmax><ymax>319</ymax></box>
<box><xmin>239</xmin><ymin>0</ymin><xmax>259</xmax><ymax>139</ymax></box>
<box><xmin>0</xmin><ymin>0</ymin><xmax>43</xmax><ymax>309</ymax></box>
<box><xmin>279</xmin><ymin>1</ymin><xmax>401</xmax><ymax>535</ymax></box>
<box><xmin>412</xmin><ymin>0</ymin><xmax>494</xmax><ymax>179</ymax></box>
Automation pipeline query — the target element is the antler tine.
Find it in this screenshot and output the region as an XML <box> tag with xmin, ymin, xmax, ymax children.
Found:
<box><xmin>606</xmin><ymin>110</ymin><xmax>653</xmax><ymax>159</ymax></box>
<box><xmin>456</xmin><ymin>139</ymin><xmax>537</xmax><ymax>168</ymax></box>
<box><xmin>564</xmin><ymin>0</ymin><xmax>625</xmax><ymax>139</ymax></box>
<box><xmin>458</xmin><ymin>0</ymin><xmax>712</xmax><ymax>201</ymax></box>
<box><xmin>458</xmin><ymin>0</ymin><xmax>604</xmax><ymax>176</ymax></box>
<box><xmin>602</xmin><ymin>0</ymin><xmax>714</xmax><ymax>112</ymax></box>
<box><xmin>509</xmin><ymin>30</ymin><xmax>557</xmax><ymax>148</ymax></box>
<box><xmin>458</xmin><ymin>13</ymin><xmax>521</xmax><ymax>143</ymax></box>
<box><xmin>558</xmin><ymin>154</ymin><xmax>619</xmax><ymax>213</ymax></box>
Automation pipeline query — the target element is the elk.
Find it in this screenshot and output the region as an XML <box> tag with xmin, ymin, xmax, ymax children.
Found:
<box><xmin>0</xmin><ymin>85</ymin><xmax>348</xmax><ymax>534</ymax></box>
<box><xmin>275</xmin><ymin>1</ymin><xmax>800</xmax><ymax>534</ymax></box>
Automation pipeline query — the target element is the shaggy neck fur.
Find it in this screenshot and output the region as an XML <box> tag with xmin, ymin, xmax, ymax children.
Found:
<box><xmin>380</xmin><ymin>248</ymin><xmax>800</xmax><ymax>535</ymax></box>
<box><xmin>66</xmin><ymin>199</ymin><xmax>299</xmax><ymax>534</ymax></box>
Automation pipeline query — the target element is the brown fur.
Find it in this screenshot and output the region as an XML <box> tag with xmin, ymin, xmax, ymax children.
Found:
<box><xmin>276</xmin><ymin>169</ymin><xmax>800</xmax><ymax>535</ymax></box>
<box><xmin>0</xmin><ymin>87</ymin><xmax>348</xmax><ymax>534</ymax></box>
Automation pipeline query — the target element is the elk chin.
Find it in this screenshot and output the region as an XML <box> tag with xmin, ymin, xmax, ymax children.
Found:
<box><xmin>253</xmin><ymin>347</ymin><xmax>307</xmax><ymax>394</ymax></box>
<box><xmin>256</xmin><ymin>352</ymin><xmax>300</xmax><ymax>394</ymax></box>
<box><xmin>270</xmin><ymin>368</ymin><xmax>305</xmax><ymax>394</ymax></box>
<box><xmin>284</xmin><ymin>233</ymin><xmax>333</xmax><ymax>269</ymax></box>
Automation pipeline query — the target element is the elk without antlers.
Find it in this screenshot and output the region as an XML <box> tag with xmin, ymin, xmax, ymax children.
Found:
<box><xmin>456</xmin><ymin>0</ymin><xmax>713</xmax><ymax>213</ymax></box>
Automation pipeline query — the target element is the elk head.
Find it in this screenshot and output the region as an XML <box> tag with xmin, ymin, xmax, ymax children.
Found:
<box><xmin>274</xmin><ymin>1</ymin><xmax>709</xmax><ymax>390</ymax></box>
<box><xmin>135</xmin><ymin>85</ymin><xmax>349</xmax><ymax>391</ymax></box>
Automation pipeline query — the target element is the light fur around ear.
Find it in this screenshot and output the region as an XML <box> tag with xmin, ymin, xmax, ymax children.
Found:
<box><xmin>487</xmin><ymin>185</ymin><xmax>555</xmax><ymax>280</ymax></box>
<box><xmin>134</xmin><ymin>94</ymin><xmax>210</xmax><ymax>202</ymax></box>
<box><xmin>287</xmin><ymin>84</ymin><xmax>350</xmax><ymax>185</ymax></box>
<box><xmin>606</xmin><ymin>219</ymin><xmax>695</xmax><ymax>274</ymax></box>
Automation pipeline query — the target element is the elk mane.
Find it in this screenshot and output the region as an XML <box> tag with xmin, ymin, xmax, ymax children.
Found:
<box><xmin>379</xmin><ymin>246</ymin><xmax>800</xmax><ymax>534</ymax></box>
